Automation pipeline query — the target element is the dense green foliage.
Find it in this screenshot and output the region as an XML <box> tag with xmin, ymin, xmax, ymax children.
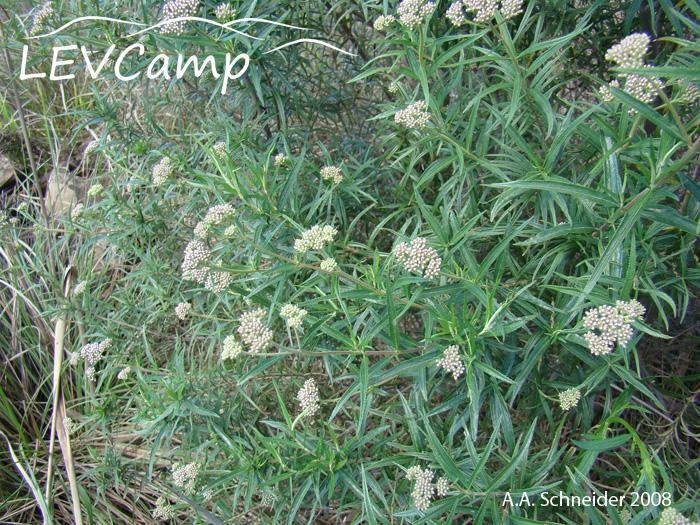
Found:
<box><xmin>1</xmin><ymin>0</ymin><xmax>699</xmax><ymax>523</ymax></box>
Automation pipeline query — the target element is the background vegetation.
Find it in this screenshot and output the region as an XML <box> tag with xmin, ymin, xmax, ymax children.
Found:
<box><xmin>1</xmin><ymin>0</ymin><xmax>699</xmax><ymax>523</ymax></box>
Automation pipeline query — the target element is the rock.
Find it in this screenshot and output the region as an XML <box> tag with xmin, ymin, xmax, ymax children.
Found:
<box><xmin>0</xmin><ymin>154</ymin><xmax>16</xmax><ymax>188</ymax></box>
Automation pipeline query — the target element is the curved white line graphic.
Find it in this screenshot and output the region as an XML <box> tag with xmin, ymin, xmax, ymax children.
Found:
<box><xmin>28</xmin><ymin>16</ymin><xmax>145</xmax><ymax>39</ymax></box>
<box><xmin>264</xmin><ymin>38</ymin><xmax>357</xmax><ymax>56</ymax></box>
<box><xmin>28</xmin><ymin>16</ymin><xmax>356</xmax><ymax>58</ymax></box>
<box><xmin>126</xmin><ymin>16</ymin><xmax>259</xmax><ymax>39</ymax></box>
<box><xmin>224</xmin><ymin>18</ymin><xmax>307</xmax><ymax>31</ymax></box>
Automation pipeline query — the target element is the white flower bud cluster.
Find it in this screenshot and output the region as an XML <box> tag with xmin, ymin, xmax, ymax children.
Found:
<box><xmin>294</xmin><ymin>225</ymin><xmax>337</xmax><ymax>253</ymax></box>
<box><xmin>558</xmin><ymin>388</ymin><xmax>581</xmax><ymax>411</ymax></box>
<box><xmin>214</xmin><ymin>3</ymin><xmax>236</xmax><ymax>21</ymax></box>
<box><xmin>204</xmin><ymin>203</ymin><xmax>235</xmax><ymax>225</ymax></box>
<box><xmin>73</xmin><ymin>280</ymin><xmax>87</xmax><ymax>296</ymax></box>
<box><xmin>77</xmin><ymin>338</ymin><xmax>112</xmax><ymax>383</ymax></box>
<box><xmin>237</xmin><ymin>309</ymin><xmax>274</xmax><ymax>353</ymax></box>
<box><xmin>260</xmin><ymin>490</ymin><xmax>276</xmax><ymax>507</ymax></box>
<box><xmin>500</xmin><ymin>0</ymin><xmax>524</xmax><ymax>20</ymax></box>
<box><xmin>118</xmin><ymin>366</ymin><xmax>131</xmax><ymax>380</ymax></box>
<box><xmin>605</xmin><ymin>33</ymin><xmax>650</xmax><ymax>69</ymax></box>
<box><xmin>599</xmin><ymin>80</ymin><xmax>619</xmax><ymax>102</ymax></box>
<box><xmin>280</xmin><ymin>304</ymin><xmax>307</xmax><ymax>328</ymax></box>
<box><xmin>320</xmin><ymin>165</ymin><xmax>343</xmax><ymax>184</ymax></box>
<box><xmin>79</xmin><ymin>338</ymin><xmax>112</xmax><ymax>366</ymax></box>
<box><xmin>274</xmin><ymin>153</ymin><xmax>289</xmax><ymax>167</ymax></box>
<box><xmin>172</xmin><ymin>461</ymin><xmax>199</xmax><ymax>493</ymax></box>
<box><xmin>393</xmin><ymin>237</ymin><xmax>442</xmax><ymax>279</ymax></box>
<box><xmin>446</xmin><ymin>1</ymin><xmax>467</xmax><ymax>26</ymax></box>
<box><xmin>71</xmin><ymin>203</ymin><xmax>85</xmax><ymax>220</ymax></box>
<box><xmin>151</xmin><ymin>157</ymin><xmax>173</xmax><ymax>185</ymax></box>
<box><xmin>205</xmin><ymin>270</ymin><xmax>233</xmax><ymax>295</ymax></box>
<box><xmin>320</xmin><ymin>258</ymin><xmax>338</xmax><ymax>272</ymax></box>
<box><xmin>406</xmin><ymin>466</ymin><xmax>435</xmax><ymax>511</ymax></box>
<box><xmin>212</xmin><ymin>141</ymin><xmax>227</xmax><ymax>159</ymax></box>
<box><xmin>87</xmin><ymin>183</ymin><xmax>103</xmax><ymax>198</ymax></box>
<box><xmin>601</xmin><ymin>34</ymin><xmax>664</xmax><ymax>111</ymax></box>
<box><xmin>464</xmin><ymin>0</ymin><xmax>498</xmax><ymax>23</ymax></box>
<box><xmin>221</xmin><ymin>335</ymin><xmax>243</xmax><ymax>360</ymax></box>
<box><xmin>374</xmin><ymin>14</ymin><xmax>396</xmax><ymax>31</ymax></box>
<box><xmin>436</xmin><ymin>477</ymin><xmax>450</xmax><ymax>497</ymax></box>
<box><xmin>160</xmin><ymin>0</ymin><xmax>199</xmax><ymax>35</ymax></box>
<box><xmin>681</xmin><ymin>82</ymin><xmax>699</xmax><ymax>104</ymax></box>
<box><xmin>436</xmin><ymin>345</ymin><xmax>465</xmax><ymax>380</ymax></box>
<box><xmin>582</xmin><ymin>299</ymin><xmax>646</xmax><ymax>356</ymax></box>
<box><xmin>193</xmin><ymin>221</ymin><xmax>211</xmax><ymax>238</ymax></box>
<box><xmin>175</xmin><ymin>302</ymin><xmax>191</xmax><ymax>320</ymax></box>
<box><xmin>181</xmin><ymin>239</ymin><xmax>211</xmax><ymax>284</ymax></box>
<box><xmin>388</xmin><ymin>82</ymin><xmax>400</xmax><ymax>95</ymax></box>
<box><xmin>658</xmin><ymin>508</ymin><xmax>696</xmax><ymax>525</ymax></box>
<box><xmin>394</xmin><ymin>100</ymin><xmax>430</xmax><ymax>129</ymax></box>
<box><xmin>397</xmin><ymin>0</ymin><xmax>436</xmax><ymax>29</ymax></box>
<box><xmin>297</xmin><ymin>378</ymin><xmax>320</xmax><ymax>418</ymax></box>
<box><xmin>152</xmin><ymin>496</ymin><xmax>175</xmax><ymax>520</ymax></box>
<box><xmin>30</xmin><ymin>2</ymin><xmax>54</xmax><ymax>36</ymax></box>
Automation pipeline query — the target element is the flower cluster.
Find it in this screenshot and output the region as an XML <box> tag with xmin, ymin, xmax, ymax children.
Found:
<box><xmin>446</xmin><ymin>1</ymin><xmax>467</xmax><ymax>25</ymax></box>
<box><xmin>30</xmin><ymin>2</ymin><xmax>54</xmax><ymax>36</ymax></box>
<box><xmin>394</xmin><ymin>100</ymin><xmax>430</xmax><ymax>129</ymax></box>
<box><xmin>274</xmin><ymin>153</ymin><xmax>289</xmax><ymax>167</ymax></box>
<box><xmin>280</xmin><ymin>304</ymin><xmax>307</xmax><ymax>328</ymax></box>
<box><xmin>406</xmin><ymin>466</ymin><xmax>435</xmax><ymax>511</ymax></box>
<box><xmin>172</xmin><ymin>461</ymin><xmax>199</xmax><ymax>493</ymax></box>
<box><xmin>436</xmin><ymin>345</ymin><xmax>465</xmax><ymax>380</ymax></box>
<box><xmin>181</xmin><ymin>239</ymin><xmax>211</xmax><ymax>284</ymax></box>
<box><xmin>558</xmin><ymin>388</ymin><xmax>581</xmax><ymax>411</ymax></box>
<box><xmin>320</xmin><ymin>258</ymin><xmax>338</xmax><ymax>272</ymax></box>
<box><xmin>397</xmin><ymin>0</ymin><xmax>436</xmax><ymax>29</ymax></box>
<box><xmin>436</xmin><ymin>477</ymin><xmax>450</xmax><ymax>497</ymax></box>
<box><xmin>73</xmin><ymin>280</ymin><xmax>87</xmax><ymax>296</ymax></box>
<box><xmin>118</xmin><ymin>366</ymin><xmax>131</xmax><ymax>380</ymax></box>
<box><xmin>681</xmin><ymin>82</ymin><xmax>700</xmax><ymax>104</ymax></box>
<box><xmin>87</xmin><ymin>183</ymin><xmax>103</xmax><ymax>198</ymax></box>
<box><xmin>237</xmin><ymin>309</ymin><xmax>274</xmax><ymax>353</ymax></box>
<box><xmin>77</xmin><ymin>338</ymin><xmax>112</xmax><ymax>382</ymax></box>
<box><xmin>221</xmin><ymin>335</ymin><xmax>243</xmax><ymax>360</ymax></box>
<box><xmin>214</xmin><ymin>3</ymin><xmax>236</xmax><ymax>21</ymax></box>
<box><xmin>374</xmin><ymin>14</ymin><xmax>395</xmax><ymax>31</ymax></box>
<box><xmin>658</xmin><ymin>508</ymin><xmax>697</xmax><ymax>525</ymax></box>
<box><xmin>447</xmin><ymin>0</ymin><xmax>521</xmax><ymax>25</ymax></box>
<box><xmin>297</xmin><ymin>378</ymin><xmax>320</xmax><ymax>418</ymax></box>
<box><xmin>175</xmin><ymin>302</ymin><xmax>191</xmax><ymax>320</ymax></box>
<box><xmin>152</xmin><ymin>496</ymin><xmax>175</xmax><ymax>520</ymax></box>
<box><xmin>582</xmin><ymin>299</ymin><xmax>646</xmax><ymax>356</ymax></box>
<box><xmin>204</xmin><ymin>268</ymin><xmax>233</xmax><ymax>295</ymax></box>
<box><xmin>71</xmin><ymin>203</ymin><xmax>85</xmax><ymax>220</ymax></box>
<box><xmin>294</xmin><ymin>225</ymin><xmax>337</xmax><ymax>253</ymax></box>
<box><xmin>212</xmin><ymin>141</ymin><xmax>227</xmax><ymax>159</ymax></box>
<box><xmin>204</xmin><ymin>203</ymin><xmax>236</xmax><ymax>225</ymax></box>
<box><xmin>605</xmin><ymin>33</ymin><xmax>649</xmax><ymax>69</ymax></box>
<box><xmin>388</xmin><ymin>82</ymin><xmax>400</xmax><ymax>95</ymax></box>
<box><xmin>160</xmin><ymin>0</ymin><xmax>199</xmax><ymax>35</ymax></box>
<box><xmin>260</xmin><ymin>490</ymin><xmax>276</xmax><ymax>507</ymax></box>
<box><xmin>499</xmin><ymin>0</ymin><xmax>524</xmax><ymax>19</ymax></box>
<box><xmin>151</xmin><ymin>157</ymin><xmax>173</xmax><ymax>185</ymax></box>
<box><xmin>320</xmin><ymin>165</ymin><xmax>343</xmax><ymax>184</ymax></box>
<box><xmin>393</xmin><ymin>237</ymin><xmax>442</xmax><ymax>279</ymax></box>
<box><xmin>601</xmin><ymin>33</ymin><xmax>664</xmax><ymax>112</ymax></box>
